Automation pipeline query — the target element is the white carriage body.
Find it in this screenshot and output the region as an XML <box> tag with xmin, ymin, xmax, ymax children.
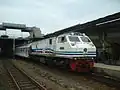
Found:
<box><xmin>15</xmin><ymin>44</ymin><xmax>31</xmax><ymax>58</ymax></box>
<box><xmin>31</xmin><ymin>32</ymin><xmax>96</xmax><ymax>59</ymax></box>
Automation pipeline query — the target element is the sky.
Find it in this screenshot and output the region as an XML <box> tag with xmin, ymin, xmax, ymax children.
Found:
<box><xmin>0</xmin><ymin>0</ymin><xmax>120</xmax><ymax>38</ymax></box>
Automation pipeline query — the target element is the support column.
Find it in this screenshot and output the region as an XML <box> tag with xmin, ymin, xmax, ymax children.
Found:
<box><xmin>98</xmin><ymin>31</ymin><xmax>109</xmax><ymax>63</ymax></box>
<box><xmin>102</xmin><ymin>32</ymin><xmax>106</xmax><ymax>51</ymax></box>
<box><xmin>98</xmin><ymin>31</ymin><xmax>107</xmax><ymax>50</ymax></box>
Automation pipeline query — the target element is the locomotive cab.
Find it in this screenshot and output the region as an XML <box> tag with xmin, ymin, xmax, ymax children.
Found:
<box><xmin>55</xmin><ymin>32</ymin><xmax>96</xmax><ymax>72</ymax></box>
<box><xmin>56</xmin><ymin>32</ymin><xmax>96</xmax><ymax>59</ymax></box>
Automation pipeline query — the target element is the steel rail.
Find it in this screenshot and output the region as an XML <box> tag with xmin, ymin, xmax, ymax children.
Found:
<box><xmin>4</xmin><ymin>60</ymin><xmax>47</xmax><ymax>90</ymax></box>
<box><xmin>7</xmin><ymin>69</ymin><xmax>20</xmax><ymax>90</ymax></box>
<box><xmin>13</xmin><ymin>63</ymin><xmax>47</xmax><ymax>90</ymax></box>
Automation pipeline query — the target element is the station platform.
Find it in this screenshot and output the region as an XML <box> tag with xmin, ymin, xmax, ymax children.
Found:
<box><xmin>94</xmin><ymin>63</ymin><xmax>120</xmax><ymax>79</ymax></box>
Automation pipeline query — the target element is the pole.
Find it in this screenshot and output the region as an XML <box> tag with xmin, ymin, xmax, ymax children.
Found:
<box><xmin>13</xmin><ymin>37</ymin><xmax>15</xmax><ymax>60</ymax></box>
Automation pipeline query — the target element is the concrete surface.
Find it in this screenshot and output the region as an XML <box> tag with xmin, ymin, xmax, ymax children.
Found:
<box><xmin>94</xmin><ymin>63</ymin><xmax>120</xmax><ymax>79</ymax></box>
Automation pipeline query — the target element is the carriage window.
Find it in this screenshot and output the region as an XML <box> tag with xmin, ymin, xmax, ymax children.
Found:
<box><xmin>24</xmin><ymin>48</ymin><xmax>25</xmax><ymax>52</ymax></box>
<box><xmin>58</xmin><ymin>36</ymin><xmax>66</xmax><ymax>43</ymax></box>
<box><xmin>68</xmin><ymin>36</ymin><xmax>80</xmax><ymax>42</ymax></box>
<box><xmin>21</xmin><ymin>48</ymin><xmax>23</xmax><ymax>52</ymax></box>
<box><xmin>80</xmin><ymin>36</ymin><xmax>91</xmax><ymax>42</ymax></box>
<box><xmin>49</xmin><ymin>39</ymin><xmax>52</xmax><ymax>44</ymax></box>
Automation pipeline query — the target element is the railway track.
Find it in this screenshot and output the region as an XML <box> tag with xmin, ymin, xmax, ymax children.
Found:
<box><xmin>90</xmin><ymin>72</ymin><xmax>120</xmax><ymax>88</ymax></box>
<box><xmin>16</xmin><ymin>60</ymin><xmax>119</xmax><ymax>90</ymax></box>
<box><xmin>27</xmin><ymin>60</ymin><xmax>120</xmax><ymax>89</ymax></box>
<box><xmin>3</xmin><ymin>60</ymin><xmax>47</xmax><ymax>90</ymax></box>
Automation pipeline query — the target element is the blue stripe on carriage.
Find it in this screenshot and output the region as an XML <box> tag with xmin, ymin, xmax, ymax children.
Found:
<box><xmin>32</xmin><ymin>49</ymin><xmax>43</xmax><ymax>50</ymax></box>
<box><xmin>32</xmin><ymin>48</ymin><xmax>54</xmax><ymax>51</ymax></box>
<box><xmin>55</xmin><ymin>53</ymin><xmax>96</xmax><ymax>55</ymax></box>
<box><xmin>56</xmin><ymin>51</ymin><xmax>96</xmax><ymax>53</ymax></box>
<box><xmin>56</xmin><ymin>51</ymin><xmax>83</xmax><ymax>53</ymax></box>
<box><xmin>45</xmin><ymin>48</ymin><xmax>54</xmax><ymax>51</ymax></box>
<box><xmin>31</xmin><ymin>49</ymin><xmax>96</xmax><ymax>55</ymax></box>
<box><xmin>55</xmin><ymin>51</ymin><xmax>96</xmax><ymax>54</ymax></box>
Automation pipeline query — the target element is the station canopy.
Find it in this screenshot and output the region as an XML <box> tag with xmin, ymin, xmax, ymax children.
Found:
<box><xmin>44</xmin><ymin>12</ymin><xmax>120</xmax><ymax>39</ymax></box>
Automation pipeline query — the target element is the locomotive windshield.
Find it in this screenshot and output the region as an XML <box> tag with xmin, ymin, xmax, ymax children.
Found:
<box><xmin>80</xmin><ymin>36</ymin><xmax>91</xmax><ymax>42</ymax></box>
<box><xmin>68</xmin><ymin>36</ymin><xmax>80</xmax><ymax>42</ymax></box>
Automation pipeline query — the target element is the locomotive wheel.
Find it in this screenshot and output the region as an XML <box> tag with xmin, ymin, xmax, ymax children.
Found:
<box><xmin>46</xmin><ymin>57</ymin><xmax>55</xmax><ymax>67</ymax></box>
<box><xmin>39</xmin><ymin>57</ymin><xmax>46</xmax><ymax>64</ymax></box>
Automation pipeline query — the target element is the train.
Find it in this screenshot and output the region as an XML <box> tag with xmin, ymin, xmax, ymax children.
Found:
<box><xmin>15</xmin><ymin>32</ymin><xmax>96</xmax><ymax>72</ymax></box>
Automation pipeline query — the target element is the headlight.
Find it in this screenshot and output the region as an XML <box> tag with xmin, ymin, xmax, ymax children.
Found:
<box><xmin>90</xmin><ymin>43</ymin><xmax>94</xmax><ymax>46</ymax></box>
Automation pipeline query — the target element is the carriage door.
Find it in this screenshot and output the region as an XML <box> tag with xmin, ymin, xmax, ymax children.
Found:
<box><xmin>56</xmin><ymin>36</ymin><xmax>67</xmax><ymax>52</ymax></box>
